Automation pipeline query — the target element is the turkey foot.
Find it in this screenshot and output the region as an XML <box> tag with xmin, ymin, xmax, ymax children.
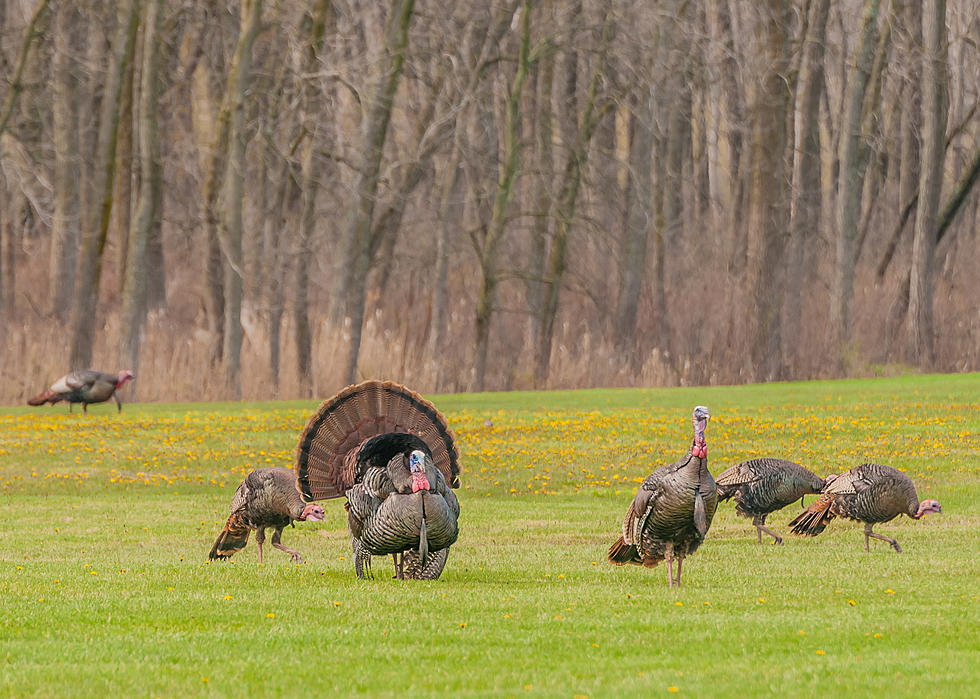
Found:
<box><xmin>864</xmin><ymin>524</ymin><xmax>901</xmax><ymax>553</ymax></box>
<box><xmin>755</xmin><ymin>523</ymin><xmax>783</xmax><ymax>545</ymax></box>
<box><xmin>271</xmin><ymin>528</ymin><xmax>303</xmax><ymax>563</ymax></box>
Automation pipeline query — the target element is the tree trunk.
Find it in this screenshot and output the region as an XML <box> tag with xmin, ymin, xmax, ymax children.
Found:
<box><xmin>785</xmin><ymin>0</ymin><xmax>829</xmax><ymax>374</ymax></box>
<box><xmin>49</xmin><ymin>1</ymin><xmax>81</xmax><ymax>322</ymax></box>
<box><xmin>906</xmin><ymin>0</ymin><xmax>947</xmax><ymax>366</ymax></box>
<box><xmin>120</xmin><ymin>0</ymin><xmax>162</xmax><ymax>376</ymax></box>
<box><xmin>68</xmin><ymin>0</ymin><xmax>140</xmax><ymax>370</ymax></box>
<box><xmin>332</xmin><ymin>0</ymin><xmax>416</xmax><ymax>386</ymax></box>
<box><xmin>745</xmin><ymin>0</ymin><xmax>791</xmax><ymax>381</ymax></box>
<box><xmin>613</xmin><ymin>86</ymin><xmax>653</xmax><ymax>359</ymax></box>
<box><xmin>534</xmin><ymin>10</ymin><xmax>610</xmax><ymax>386</ymax></box>
<box><xmin>830</xmin><ymin>0</ymin><xmax>879</xmax><ymax>369</ymax></box>
<box><xmin>221</xmin><ymin>0</ymin><xmax>264</xmax><ymax>398</ymax></box>
<box><xmin>473</xmin><ymin>0</ymin><xmax>530</xmax><ymax>392</ymax></box>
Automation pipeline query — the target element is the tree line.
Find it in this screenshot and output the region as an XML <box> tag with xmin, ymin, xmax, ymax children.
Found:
<box><xmin>0</xmin><ymin>0</ymin><xmax>977</xmax><ymax>403</ymax></box>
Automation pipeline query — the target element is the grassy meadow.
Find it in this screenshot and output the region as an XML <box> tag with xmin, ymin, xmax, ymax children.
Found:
<box><xmin>0</xmin><ymin>374</ymin><xmax>977</xmax><ymax>697</ymax></box>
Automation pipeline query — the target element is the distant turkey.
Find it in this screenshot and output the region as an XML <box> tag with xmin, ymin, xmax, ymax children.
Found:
<box><xmin>716</xmin><ymin>458</ymin><xmax>830</xmax><ymax>544</ymax></box>
<box><xmin>28</xmin><ymin>369</ymin><xmax>135</xmax><ymax>413</ymax></box>
<box><xmin>788</xmin><ymin>463</ymin><xmax>942</xmax><ymax>552</ymax></box>
<box><xmin>295</xmin><ymin>380</ymin><xmax>461</xmax><ymax>580</ymax></box>
<box><xmin>209</xmin><ymin>467</ymin><xmax>325</xmax><ymax>563</ymax></box>
<box><xmin>608</xmin><ymin>406</ymin><xmax>717</xmax><ymax>587</ymax></box>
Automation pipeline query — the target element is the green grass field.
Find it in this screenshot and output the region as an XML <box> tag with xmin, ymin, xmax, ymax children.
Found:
<box><xmin>1</xmin><ymin>374</ymin><xmax>977</xmax><ymax>697</ymax></box>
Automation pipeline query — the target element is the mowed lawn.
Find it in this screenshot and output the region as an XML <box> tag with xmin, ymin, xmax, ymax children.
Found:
<box><xmin>0</xmin><ymin>374</ymin><xmax>977</xmax><ymax>697</ymax></box>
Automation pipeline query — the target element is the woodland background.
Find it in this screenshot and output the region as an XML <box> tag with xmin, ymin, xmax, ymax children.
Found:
<box><xmin>0</xmin><ymin>0</ymin><xmax>977</xmax><ymax>403</ymax></box>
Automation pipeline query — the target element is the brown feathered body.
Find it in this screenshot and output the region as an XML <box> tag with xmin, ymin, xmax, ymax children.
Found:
<box><xmin>788</xmin><ymin>463</ymin><xmax>941</xmax><ymax>552</ymax></box>
<box><xmin>608</xmin><ymin>406</ymin><xmax>717</xmax><ymax>585</ymax></box>
<box><xmin>294</xmin><ymin>380</ymin><xmax>462</xmax><ymax>580</ymax></box>
<box><xmin>209</xmin><ymin>467</ymin><xmax>322</xmax><ymax>563</ymax></box>
<box><xmin>28</xmin><ymin>369</ymin><xmax>134</xmax><ymax>413</ymax></box>
<box><xmin>716</xmin><ymin>458</ymin><xmax>828</xmax><ymax>543</ymax></box>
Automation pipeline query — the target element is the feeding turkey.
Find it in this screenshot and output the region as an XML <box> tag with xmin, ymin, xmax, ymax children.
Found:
<box><xmin>607</xmin><ymin>406</ymin><xmax>717</xmax><ymax>587</ymax></box>
<box><xmin>294</xmin><ymin>380</ymin><xmax>461</xmax><ymax>580</ymax></box>
<box><xmin>788</xmin><ymin>462</ymin><xmax>942</xmax><ymax>552</ymax></box>
<box><xmin>28</xmin><ymin>369</ymin><xmax>135</xmax><ymax>413</ymax></box>
<box><xmin>209</xmin><ymin>467</ymin><xmax>325</xmax><ymax>564</ymax></box>
<box><xmin>716</xmin><ymin>458</ymin><xmax>831</xmax><ymax>544</ymax></box>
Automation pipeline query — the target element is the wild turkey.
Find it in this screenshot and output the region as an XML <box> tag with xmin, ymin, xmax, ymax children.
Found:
<box><xmin>28</xmin><ymin>369</ymin><xmax>135</xmax><ymax>413</ymax></box>
<box><xmin>209</xmin><ymin>467</ymin><xmax>325</xmax><ymax>563</ymax></box>
<box><xmin>716</xmin><ymin>458</ymin><xmax>830</xmax><ymax>544</ymax></box>
<box><xmin>294</xmin><ymin>380</ymin><xmax>461</xmax><ymax>580</ymax></box>
<box><xmin>788</xmin><ymin>463</ymin><xmax>942</xmax><ymax>552</ymax></box>
<box><xmin>608</xmin><ymin>406</ymin><xmax>717</xmax><ymax>587</ymax></box>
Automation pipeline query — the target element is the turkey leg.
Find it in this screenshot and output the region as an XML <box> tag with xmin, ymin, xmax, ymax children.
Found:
<box><xmin>113</xmin><ymin>393</ymin><xmax>123</xmax><ymax>413</ymax></box>
<box><xmin>674</xmin><ymin>557</ymin><xmax>683</xmax><ymax>586</ymax></box>
<box><xmin>666</xmin><ymin>557</ymin><xmax>674</xmax><ymax>587</ymax></box>
<box><xmin>255</xmin><ymin>528</ymin><xmax>265</xmax><ymax>564</ymax></box>
<box><xmin>271</xmin><ymin>527</ymin><xmax>303</xmax><ymax>563</ymax></box>
<box><xmin>754</xmin><ymin>515</ymin><xmax>783</xmax><ymax>545</ymax></box>
<box><xmin>392</xmin><ymin>552</ymin><xmax>403</xmax><ymax>580</ymax></box>
<box><xmin>864</xmin><ymin>523</ymin><xmax>902</xmax><ymax>553</ymax></box>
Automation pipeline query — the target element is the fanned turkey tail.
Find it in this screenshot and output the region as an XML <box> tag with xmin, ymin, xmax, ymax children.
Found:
<box><xmin>788</xmin><ymin>493</ymin><xmax>835</xmax><ymax>536</ymax></box>
<box><xmin>209</xmin><ymin>512</ymin><xmax>251</xmax><ymax>560</ymax></box>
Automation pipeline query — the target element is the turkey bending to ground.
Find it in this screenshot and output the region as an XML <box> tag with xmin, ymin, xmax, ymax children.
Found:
<box><xmin>608</xmin><ymin>406</ymin><xmax>717</xmax><ymax>587</ymax></box>
<box><xmin>209</xmin><ymin>467</ymin><xmax>325</xmax><ymax>563</ymax></box>
<box><xmin>28</xmin><ymin>369</ymin><xmax>135</xmax><ymax>413</ymax></box>
<box><xmin>788</xmin><ymin>463</ymin><xmax>942</xmax><ymax>552</ymax></box>
<box><xmin>716</xmin><ymin>458</ymin><xmax>830</xmax><ymax>544</ymax></box>
<box><xmin>294</xmin><ymin>380</ymin><xmax>461</xmax><ymax>580</ymax></box>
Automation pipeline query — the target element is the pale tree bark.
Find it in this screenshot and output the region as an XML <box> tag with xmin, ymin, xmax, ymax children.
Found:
<box><xmin>121</xmin><ymin>0</ymin><xmax>163</xmax><ymax>376</ymax></box>
<box><xmin>113</xmin><ymin>36</ymin><xmax>135</xmax><ymax>291</ymax></box>
<box><xmin>830</xmin><ymin>0</ymin><xmax>879</xmax><ymax>369</ymax></box>
<box><xmin>331</xmin><ymin>0</ymin><xmax>415</xmax><ymax>386</ymax></box>
<box><xmin>49</xmin><ymin>1</ymin><xmax>81</xmax><ymax>321</ymax></box>
<box><xmin>292</xmin><ymin>0</ymin><xmax>333</xmax><ymax>396</ymax></box>
<box><xmin>221</xmin><ymin>0</ymin><xmax>264</xmax><ymax>398</ymax></box>
<box><xmin>906</xmin><ymin>0</ymin><xmax>947</xmax><ymax>366</ymax></box>
<box><xmin>744</xmin><ymin>0</ymin><xmax>791</xmax><ymax>381</ymax></box>
<box><xmin>473</xmin><ymin>0</ymin><xmax>530</xmax><ymax>392</ymax></box>
<box><xmin>613</xmin><ymin>84</ymin><xmax>654</xmax><ymax>359</ymax></box>
<box><xmin>534</xmin><ymin>10</ymin><xmax>611</xmax><ymax>386</ymax></box>
<box><xmin>785</xmin><ymin>0</ymin><xmax>830</xmax><ymax>372</ymax></box>
<box><xmin>69</xmin><ymin>0</ymin><xmax>140</xmax><ymax>370</ymax></box>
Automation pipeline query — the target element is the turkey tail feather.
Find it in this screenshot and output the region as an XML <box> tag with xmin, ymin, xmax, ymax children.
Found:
<box><xmin>295</xmin><ymin>380</ymin><xmax>460</xmax><ymax>501</ymax></box>
<box><xmin>209</xmin><ymin>513</ymin><xmax>251</xmax><ymax>560</ymax></box>
<box><xmin>607</xmin><ymin>537</ymin><xmax>639</xmax><ymax>565</ymax></box>
<box><xmin>788</xmin><ymin>494</ymin><xmax>835</xmax><ymax>537</ymax></box>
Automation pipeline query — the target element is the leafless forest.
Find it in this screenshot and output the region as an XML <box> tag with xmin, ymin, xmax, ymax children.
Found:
<box><xmin>0</xmin><ymin>0</ymin><xmax>978</xmax><ymax>402</ymax></box>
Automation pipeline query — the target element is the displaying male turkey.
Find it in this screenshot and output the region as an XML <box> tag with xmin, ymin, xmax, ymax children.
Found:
<box><xmin>716</xmin><ymin>458</ymin><xmax>831</xmax><ymax>544</ymax></box>
<box><xmin>209</xmin><ymin>467</ymin><xmax>325</xmax><ymax>563</ymax></box>
<box><xmin>788</xmin><ymin>462</ymin><xmax>942</xmax><ymax>552</ymax></box>
<box><xmin>28</xmin><ymin>369</ymin><xmax>135</xmax><ymax>413</ymax></box>
<box><xmin>608</xmin><ymin>406</ymin><xmax>717</xmax><ymax>587</ymax></box>
<box><xmin>294</xmin><ymin>380</ymin><xmax>461</xmax><ymax>580</ymax></box>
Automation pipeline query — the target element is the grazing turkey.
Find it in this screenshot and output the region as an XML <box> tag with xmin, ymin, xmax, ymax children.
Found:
<box><xmin>294</xmin><ymin>380</ymin><xmax>461</xmax><ymax>580</ymax></box>
<box><xmin>716</xmin><ymin>458</ymin><xmax>830</xmax><ymax>544</ymax></box>
<box><xmin>28</xmin><ymin>369</ymin><xmax>135</xmax><ymax>413</ymax></box>
<box><xmin>788</xmin><ymin>463</ymin><xmax>942</xmax><ymax>552</ymax></box>
<box><xmin>608</xmin><ymin>406</ymin><xmax>717</xmax><ymax>587</ymax></box>
<box><xmin>209</xmin><ymin>467</ymin><xmax>325</xmax><ymax>563</ymax></box>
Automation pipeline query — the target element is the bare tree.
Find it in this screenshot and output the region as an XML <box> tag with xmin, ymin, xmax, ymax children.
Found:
<box><xmin>68</xmin><ymin>0</ymin><xmax>140</xmax><ymax>369</ymax></box>
<box><xmin>905</xmin><ymin>0</ymin><xmax>948</xmax><ymax>366</ymax></box>
<box><xmin>120</xmin><ymin>0</ymin><xmax>163</xmax><ymax>375</ymax></box>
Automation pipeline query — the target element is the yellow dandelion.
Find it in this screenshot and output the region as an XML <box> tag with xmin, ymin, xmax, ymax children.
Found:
<box><xmin>874</xmin><ymin>633</ymin><xmax>883</xmax><ymax>638</ymax></box>
<box><xmin>758</xmin><ymin>597</ymin><xmax>765</xmax><ymax>603</ymax></box>
<box><xmin>798</xmin><ymin>630</ymin><xmax>806</xmax><ymax>636</ymax></box>
<box><xmin>459</xmin><ymin>622</ymin><xmax>466</xmax><ymax>628</ymax></box>
<box><xmin>885</xmin><ymin>589</ymin><xmax>895</xmax><ymax>594</ymax></box>
<box><xmin>816</xmin><ymin>649</ymin><xmax>826</xmax><ymax>655</ymax></box>
<box><xmin>333</xmin><ymin>601</ymin><xmax>341</xmax><ymax>607</ymax></box>
<box><xmin>223</xmin><ymin>594</ymin><xmax>233</xmax><ymax>600</ymax></box>
<box><xmin>848</xmin><ymin>600</ymin><xmax>856</xmax><ymax>606</ymax></box>
<box><xmin>266</xmin><ymin>613</ymin><xmax>275</xmax><ymax>618</ymax></box>
<box><xmin>668</xmin><ymin>687</ymin><xmax>679</xmax><ymax>693</ymax></box>
<box><xmin>675</xmin><ymin>601</ymin><xmax>683</xmax><ymax>607</ymax></box>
